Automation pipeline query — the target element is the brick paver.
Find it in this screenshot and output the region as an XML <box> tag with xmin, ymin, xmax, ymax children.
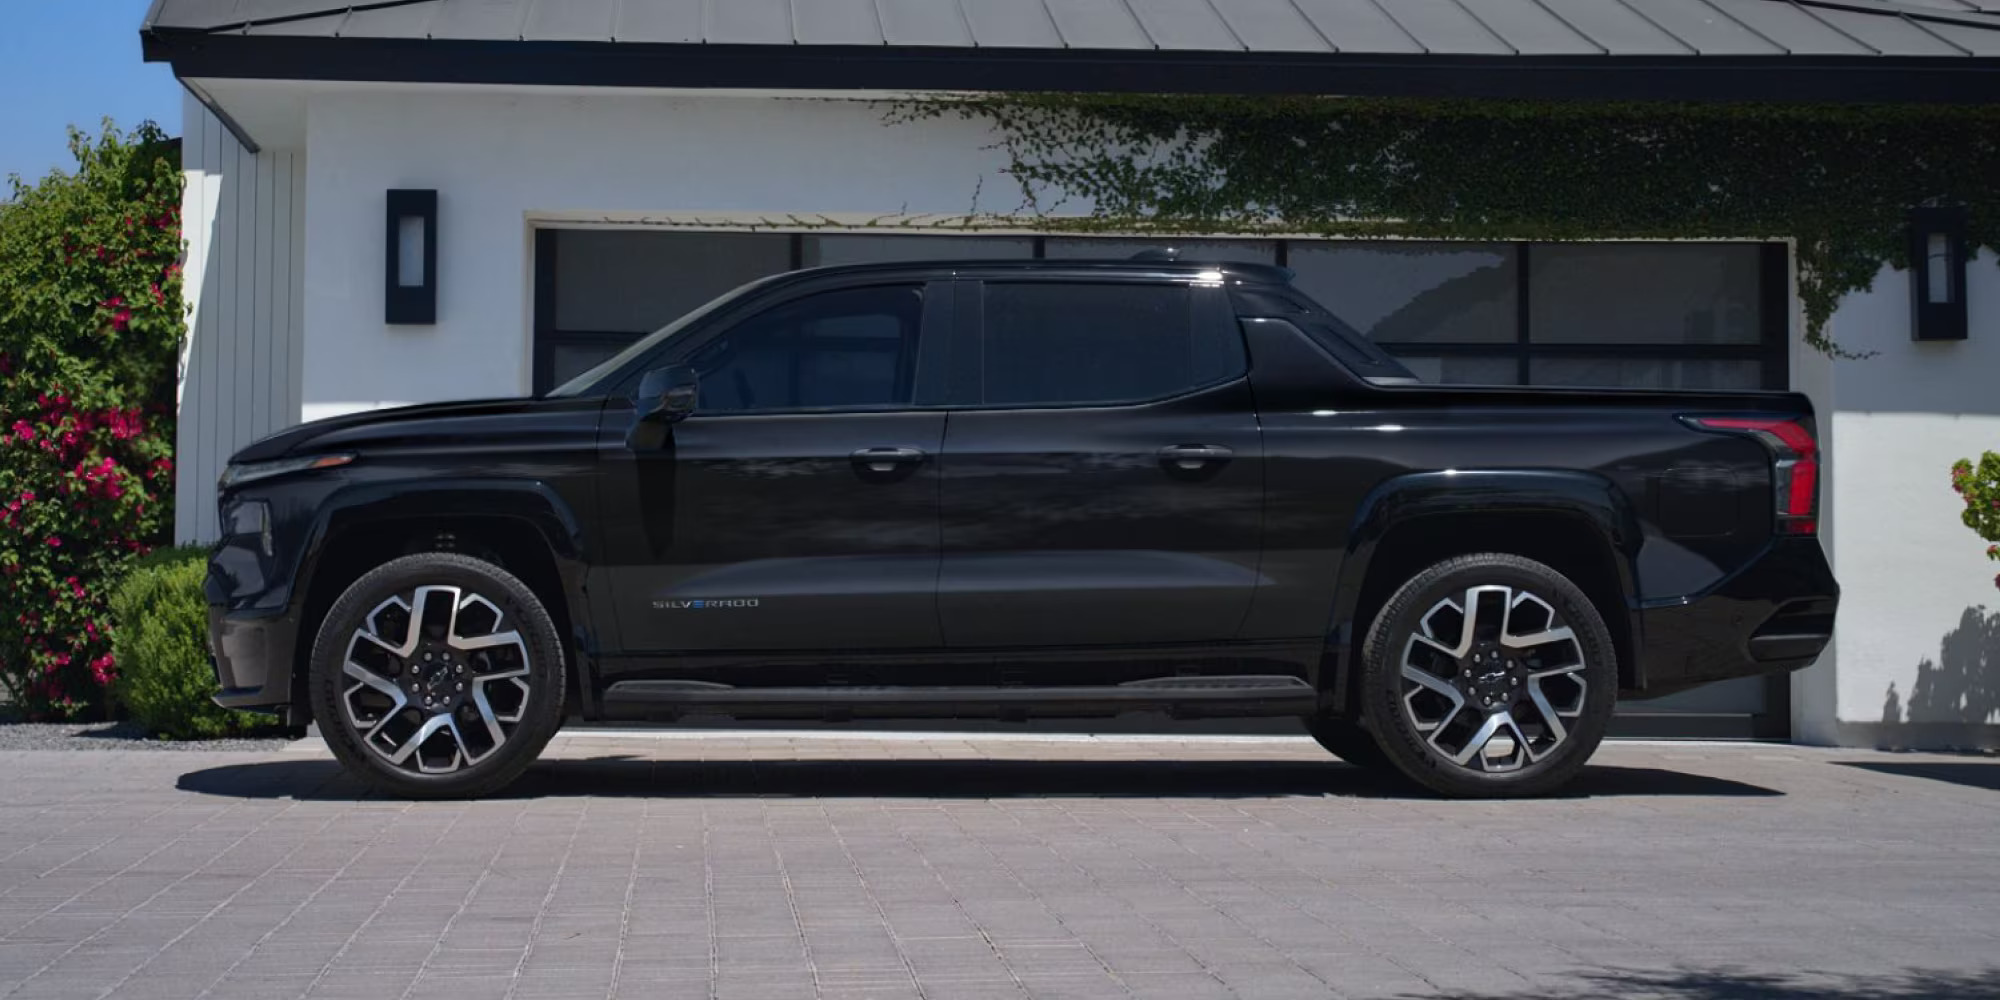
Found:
<box><xmin>0</xmin><ymin>734</ymin><xmax>1993</xmax><ymax>999</ymax></box>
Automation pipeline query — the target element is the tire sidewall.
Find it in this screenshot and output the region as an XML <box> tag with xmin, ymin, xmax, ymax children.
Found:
<box><xmin>1359</xmin><ymin>554</ymin><xmax>1617</xmax><ymax>798</ymax></box>
<box><xmin>309</xmin><ymin>553</ymin><xmax>566</xmax><ymax>799</ymax></box>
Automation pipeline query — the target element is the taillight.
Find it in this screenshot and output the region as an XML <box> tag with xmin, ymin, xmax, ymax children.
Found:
<box><xmin>1683</xmin><ymin>415</ymin><xmax>1820</xmax><ymax>536</ymax></box>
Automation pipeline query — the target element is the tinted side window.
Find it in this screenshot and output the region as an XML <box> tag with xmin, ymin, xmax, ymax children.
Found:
<box><xmin>980</xmin><ymin>283</ymin><xmax>1242</xmax><ymax>406</ymax></box>
<box><xmin>688</xmin><ymin>285</ymin><xmax>924</xmax><ymax>412</ymax></box>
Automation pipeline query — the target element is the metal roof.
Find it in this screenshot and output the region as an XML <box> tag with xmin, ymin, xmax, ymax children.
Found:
<box><xmin>142</xmin><ymin>0</ymin><xmax>2000</xmax><ymax>104</ymax></box>
<box><xmin>145</xmin><ymin>0</ymin><xmax>2000</xmax><ymax>55</ymax></box>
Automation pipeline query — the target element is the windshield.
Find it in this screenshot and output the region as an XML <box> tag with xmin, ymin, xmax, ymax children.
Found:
<box><xmin>545</xmin><ymin>272</ymin><xmax>793</xmax><ymax>398</ymax></box>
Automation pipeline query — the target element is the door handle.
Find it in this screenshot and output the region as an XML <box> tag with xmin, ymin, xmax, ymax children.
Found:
<box><xmin>851</xmin><ymin>446</ymin><xmax>928</xmax><ymax>473</ymax></box>
<box><xmin>1158</xmin><ymin>444</ymin><xmax>1234</xmax><ymax>471</ymax></box>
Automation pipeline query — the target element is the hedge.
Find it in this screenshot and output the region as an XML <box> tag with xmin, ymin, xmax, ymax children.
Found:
<box><xmin>0</xmin><ymin>122</ymin><xmax>182</xmax><ymax>718</ymax></box>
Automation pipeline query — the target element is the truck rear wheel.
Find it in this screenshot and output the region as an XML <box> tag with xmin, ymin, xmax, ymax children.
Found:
<box><xmin>1359</xmin><ymin>553</ymin><xmax>1616</xmax><ymax>798</ymax></box>
<box><xmin>308</xmin><ymin>553</ymin><xmax>566</xmax><ymax>799</ymax></box>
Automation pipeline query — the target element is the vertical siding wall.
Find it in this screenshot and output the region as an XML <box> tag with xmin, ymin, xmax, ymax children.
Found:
<box><xmin>175</xmin><ymin>94</ymin><xmax>306</xmax><ymax>543</ymax></box>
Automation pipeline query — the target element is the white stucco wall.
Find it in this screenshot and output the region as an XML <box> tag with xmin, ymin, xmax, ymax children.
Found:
<box><xmin>1815</xmin><ymin>252</ymin><xmax>2000</xmax><ymax>747</ymax></box>
<box><xmin>299</xmin><ymin>89</ymin><xmax>1020</xmax><ymax>422</ymax></box>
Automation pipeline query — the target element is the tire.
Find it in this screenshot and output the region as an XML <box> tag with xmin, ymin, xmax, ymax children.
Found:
<box><xmin>309</xmin><ymin>552</ymin><xmax>566</xmax><ymax>799</ymax></box>
<box><xmin>1304</xmin><ymin>716</ymin><xmax>1391</xmax><ymax>771</ymax></box>
<box><xmin>1358</xmin><ymin>553</ymin><xmax>1617</xmax><ymax>798</ymax></box>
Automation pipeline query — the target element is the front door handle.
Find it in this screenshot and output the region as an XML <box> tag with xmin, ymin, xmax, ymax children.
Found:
<box><xmin>851</xmin><ymin>446</ymin><xmax>928</xmax><ymax>474</ymax></box>
<box><xmin>1158</xmin><ymin>444</ymin><xmax>1234</xmax><ymax>471</ymax></box>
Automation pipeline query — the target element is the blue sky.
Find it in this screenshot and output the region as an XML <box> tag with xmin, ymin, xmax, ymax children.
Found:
<box><xmin>0</xmin><ymin>0</ymin><xmax>181</xmax><ymax>184</ymax></box>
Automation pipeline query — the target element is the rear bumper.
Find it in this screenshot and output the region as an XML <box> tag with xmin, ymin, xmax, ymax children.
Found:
<box><xmin>1633</xmin><ymin>536</ymin><xmax>1838</xmax><ymax>698</ymax></box>
<box><xmin>209</xmin><ymin>606</ymin><xmax>299</xmax><ymax>710</ymax></box>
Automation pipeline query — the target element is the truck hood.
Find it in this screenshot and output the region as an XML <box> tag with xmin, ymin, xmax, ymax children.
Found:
<box><xmin>229</xmin><ymin>397</ymin><xmax>603</xmax><ymax>463</ymax></box>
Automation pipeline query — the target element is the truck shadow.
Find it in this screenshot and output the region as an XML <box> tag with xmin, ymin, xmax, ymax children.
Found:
<box><xmin>175</xmin><ymin>757</ymin><xmax>1779</xmax><ymax>802</ymax></box>
<box><xmin>1394</xmin><ymin>966</ymin><xmax>2000</xmax><ymax>1000</ymax></box>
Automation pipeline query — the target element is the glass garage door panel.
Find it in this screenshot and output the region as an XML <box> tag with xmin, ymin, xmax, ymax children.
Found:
<box><xmin>1530</xmin><ymin>243</ymin><xmax>1762</xmax><ymax>345</ymax></box>
<box><xmin>805</xmin><ymin>235</ymin><xmax>1035</xmax><ymax>266</ymax></box>
<box><xmin>555</xmin><ymin>231</ymin><xmax>791</xmax><ymax>335</ymax></box>
<box><xmin>1290</xmin><ymin>242</ymin><xmax>1517</xmax><ymax>344</ymax></box>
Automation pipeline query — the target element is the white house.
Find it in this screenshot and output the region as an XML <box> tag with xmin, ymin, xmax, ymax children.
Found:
<box><xmin>141</xmin><ymin>0</ymin><xmax>2000</xmax><ymax>746</ymax></box>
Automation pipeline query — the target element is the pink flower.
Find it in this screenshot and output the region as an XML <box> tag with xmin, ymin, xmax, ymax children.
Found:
<box><xmin>20</xmin><ymin>491</ymin><xmax>33</xmax><ymax>504</ymax></box>
<box><xmin>44</xmin><ymin>536</ymin><xmax>59</xmax><ymax>548</ymax></box>
<box><xmin>9</xmin><ymin>421</ymin><xmax>31</xmax><ymax>442</ymax></box>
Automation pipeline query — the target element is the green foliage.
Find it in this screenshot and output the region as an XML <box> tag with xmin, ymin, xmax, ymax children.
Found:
<box><xmin>1951</xmin><ymin>452</ymin><xmax>2000</xmax><ymax>591</ymax></box>
<box><xmin>896</xmin><ymin>95</ymin><xmax>2000</xmax><ymax>356</ymax></box>
<box><xmin>0</xmin><ymin>121</ymin><xmax>183</xmax><ymax>718</ymax></box>
<box><xmin>110</xmin><ymin>547</ymin><xmax>258</xmax><ymax>739</ymax></box>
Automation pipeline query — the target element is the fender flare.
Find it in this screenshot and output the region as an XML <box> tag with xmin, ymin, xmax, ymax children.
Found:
<box><xmin>1325</xmin><ymin>469</ymin><xmax>1644</xmax><ymax>704</ymax></box>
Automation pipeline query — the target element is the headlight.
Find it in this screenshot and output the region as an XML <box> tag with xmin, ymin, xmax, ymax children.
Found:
<box><xmin>218</xmin><ymin>453</ymin><xmax>355</xmax><ymax>490</ymax></box>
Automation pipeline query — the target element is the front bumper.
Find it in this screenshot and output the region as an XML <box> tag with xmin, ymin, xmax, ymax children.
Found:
<box><xmin>1633</xmin><ymin>536</ymin><xmax>1839</xmax><ymax>698</ymax></box>
<box><xmin>210</xmin><ymin>606</ymin><xmax>300</xmax><ymax>709</ymax></box>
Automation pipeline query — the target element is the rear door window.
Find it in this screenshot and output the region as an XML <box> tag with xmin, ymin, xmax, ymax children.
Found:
<box><xmin>977</xmin><ymin>282</ymin><xmax>1245</xmax><ymax>406</ymax></box>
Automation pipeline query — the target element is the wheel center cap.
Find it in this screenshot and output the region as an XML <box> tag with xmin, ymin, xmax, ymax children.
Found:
<box><xmin>406</xmin><ymin>644</ymin><xmax>469</xmax><ymax>712</ymax></box>
<box><xmin>1465</xmin><ymin>642</ymin><xmax>1519</xmax><ymax>705</ymax></box>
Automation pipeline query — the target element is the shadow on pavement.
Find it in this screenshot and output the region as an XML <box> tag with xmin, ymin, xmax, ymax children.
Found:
<box><xmin>176</xmin><ymin>757</ymin><xmax>1780</xmax><ymax>802</ymax></box>
<box><xmin>1401</xmin><ymin>967</ymin><xmax>2000</xmax><ymax>1000</ymax></box>
<box><xmin>1834</xmin><ymin>760</ymin><xmax>2000</xmax><ymax>791</ymax></box>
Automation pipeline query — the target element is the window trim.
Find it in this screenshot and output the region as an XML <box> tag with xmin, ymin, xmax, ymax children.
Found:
<box><xmin>959</xmin><ymin>278</ymin><xmax>1250</xmax><ymax>411</ymax></box>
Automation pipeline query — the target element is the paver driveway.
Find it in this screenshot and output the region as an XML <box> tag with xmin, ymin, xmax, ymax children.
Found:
<box><xmin>0</xmin><ymin>733</ymin><xmax>1993</xmax><ymax>1000</ymax></box>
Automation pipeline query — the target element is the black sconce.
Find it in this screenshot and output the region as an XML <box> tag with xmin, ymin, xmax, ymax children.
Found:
<box><xmin>385</xmin><ymin>189</ymin><xmax>438</xmax><ymax>325</ymax></box>
<box><xmin>1909</xmin><ymin>205</ymin><xmax>1968</xmax><ymax>342</ymax></box>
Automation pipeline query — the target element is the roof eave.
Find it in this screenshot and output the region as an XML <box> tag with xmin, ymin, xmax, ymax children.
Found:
<box><xmin>141</xmin><ymin>30</ymin><xmax>2000</xmax><ymax>105</ymax></box>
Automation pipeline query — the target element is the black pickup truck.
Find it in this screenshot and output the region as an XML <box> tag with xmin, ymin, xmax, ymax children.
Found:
<box><xmin>206</xmin><ymin>256</ymin><xmax>1837</xmax><ymax>799</ymax></box>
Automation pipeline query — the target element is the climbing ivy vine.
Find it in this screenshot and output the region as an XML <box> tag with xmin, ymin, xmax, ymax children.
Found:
<box><xmin>893</xmin><ymin>95</ymin><xmax>2000</xmax><ymax>356</ymax></box>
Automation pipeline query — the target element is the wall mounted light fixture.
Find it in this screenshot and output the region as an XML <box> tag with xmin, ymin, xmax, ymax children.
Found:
<box><xmin>1909</xmin><ymin>205</ymin><xmax>1968</xmax><ymax>342</ymax></box>
<box><xmin>385</xmin><ymin>189</ymin><xmax>438</xmax><ymax>325</ymax></box>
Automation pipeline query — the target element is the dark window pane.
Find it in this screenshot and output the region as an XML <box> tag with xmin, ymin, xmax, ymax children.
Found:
<box><xmin>691</xmin><ymin>285</ymin><xmax>925</xmax><ymax>411</ymax></box>
<box><xmin>1530</xmin><ymin>244</ymin><xmax>1762</xmax><ymax>345</ymax></box>
<box><xmin>549</xmin><ymin>341</ymin><xmax>633</xmax><ymax>388</ymax></box>
<box><xmin>982</xmin><ymin>283</ymin><xmax>1237</xmax><ymax>405</ymax></box>
<box><xmin>1289</xmin><ymin>242</ymin><xmax>1517</xmax><ymax>344</ymax></box>
<box><xmin>1390</xmin><ymin>355</ymin><xmax>1522</xmax><ymax>385</ymax></box>
<box><xmin>805</xmin><ymin>235</ymin><xmax>1034</xmax><ymax>266</ymax></box>
<box><xmin>1531</xmin><ymin>357</ymin><xmax>1762</xmax><ymax>390</ymax></box>
<box><xmin>1045</xmin><ymin>237</ymin><xmax>1278</xmax><ymax>264</ymax></box>
<box><xmin>554</xmin><ymin>230</ymin><xmax>791</xmax><ymax>334</ymax></box>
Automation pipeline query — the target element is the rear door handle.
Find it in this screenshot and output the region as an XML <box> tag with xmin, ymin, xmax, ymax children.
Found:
<box><xmin>1158</xmin><ymin>444</ymin><xmax>1234</xmax><ymax>471</ymax></box>
<box><xmin>851</xmin><ymin>446</ymin><xmax>928</xmax><ymax>473</ymax></box>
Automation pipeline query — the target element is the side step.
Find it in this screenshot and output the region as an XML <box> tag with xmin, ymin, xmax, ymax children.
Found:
<box><xmin>598</xmin><ymin>675</ymin><xmax>1316</xmax><ymax>722</ymax></box>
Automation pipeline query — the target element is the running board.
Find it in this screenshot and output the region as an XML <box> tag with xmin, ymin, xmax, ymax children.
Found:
<box><xmin>598</xmin><ymin>675</ymin><xmax>1316</xmax><ymax>722</ymax></box>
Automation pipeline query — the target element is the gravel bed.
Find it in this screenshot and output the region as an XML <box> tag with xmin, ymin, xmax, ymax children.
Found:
<box><xmin>0</xmin><ymin>720</ymin><xmax>297</xmax><ymax>752</ymax></box>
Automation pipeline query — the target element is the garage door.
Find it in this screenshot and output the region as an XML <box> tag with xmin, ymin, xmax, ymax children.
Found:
<box><xmin>536</xmin><ymin>229</ymin><xmax>1791</xmax><ymax>738</ymax></box>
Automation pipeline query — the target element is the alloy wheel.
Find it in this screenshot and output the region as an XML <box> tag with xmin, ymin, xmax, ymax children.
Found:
<box><xmin>340</xmin><ymin>585</ymin><xmax>533</xmax><ymax>775</ymax></box>
<box><xmin>1398</xmin><ymin>585</ymin><xmax>1588</xmax><ymax>772</ymax></box>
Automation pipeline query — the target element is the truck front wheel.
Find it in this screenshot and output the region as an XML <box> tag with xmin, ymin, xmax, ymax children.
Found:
<box><xmin>308</xmin><ymin>552</ymin><xmax>566</xmax><ymax>799</ymax></box>
<box><xmin>1359</xmin><ymin>553</ymin><xmax>1617</xmax><ymax>798</ymax></box>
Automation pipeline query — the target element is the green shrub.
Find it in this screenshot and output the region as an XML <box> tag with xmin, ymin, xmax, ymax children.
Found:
<box><xmin>1</xmin><ymin>121</ymin><xmax>183</xmax><ymax>718</ymax></box>
<box><xmin>110</xmin><ymin>547</ymin><xmax>259</xmax><ymax>739</ymax></box>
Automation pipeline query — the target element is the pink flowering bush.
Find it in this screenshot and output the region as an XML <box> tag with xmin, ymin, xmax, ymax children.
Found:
<box><xmin>0</xmin><ymin>122</ymin><xmax>181</xmax><ymax>718</ymax></box>
<box><xmin>1950</xmin><ymin>451</ymin><xmax>2000</xmax><ymax>591</ymax></box>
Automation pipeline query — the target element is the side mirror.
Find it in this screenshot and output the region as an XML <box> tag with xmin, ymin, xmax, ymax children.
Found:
<box><xmin>636</xmin><ymin>365</ymin><xmax>699</xmax><ymax>424</ymax></box>
<box><xmin>627</xmin><ymin>365</ymin><xmax>698</xmax><ymax>451</ymax></box>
